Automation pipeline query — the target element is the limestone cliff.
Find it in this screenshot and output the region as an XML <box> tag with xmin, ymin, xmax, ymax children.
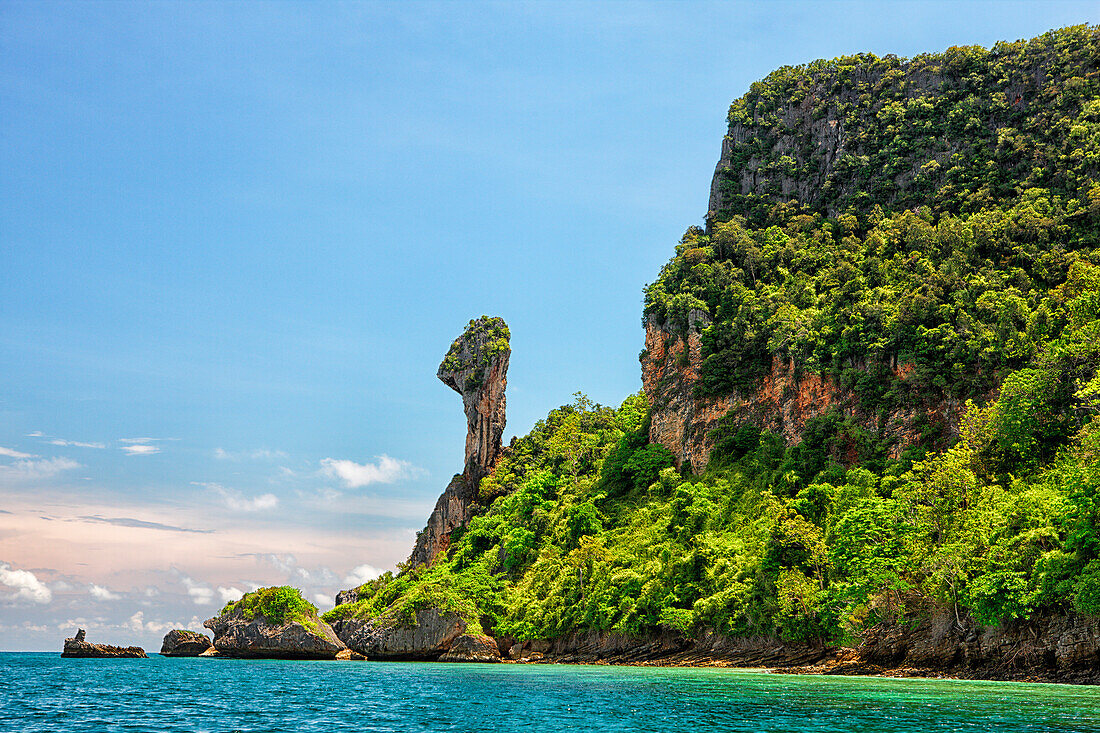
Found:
<box><xmin>706</xmin><ymin>35</ymin><xmax>1094</xmax><ymax>221</ymax></box>
<box><xmin>407</xmin><ymin>316</ymin><xmax>510</xmax><ymax>568</ymax></box>
<box><xmin>331</xmin><ymin>606</ymin><xmax>467</xmax><ymax>660</ymax></box>
<box><xmin>656</xmin><ymin>33</ymin><xmax>1100</xmax><ymax>472</ymax></box>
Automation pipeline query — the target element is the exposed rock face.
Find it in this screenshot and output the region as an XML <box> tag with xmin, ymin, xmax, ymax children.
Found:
<box><xmin>61</xmin><ymin>629</ymin><xmax>147</xmax><ymax>658</ymax></box>
<box><xmin>334</xmin><ymin>588</ymin><xmax>359</xmax><ymax>607</ymax></box>
<box><xmin>407</xmin><ymin>316</ymin><xmax>510</xmax><ymax>568</ymax></box>
<box><xmin>439</xmin><ymin>633</ymin><xmax>502</xmax><ymax>663</ymax></box>
<box><xmin>505</xmin><ymin>629</ymin><xmax>828</xmax><ymax>667</ymax></box>
<box><xmin>331</xmin><ymin>607</ymin><xmax>467</xmax><ymax>660</ymax></box>
<box><xmin>641</xmin><ymin>314</ymin><xmax>963</xmax><ymax>472</ymax></box>
<box><xmin>159</xmin><ymin>629</ymin><xmax>213</xmax><ymax>657</ymax></box>
<box><xmin>846</xmin><ymin>609</ymin><xmax>1100</xmax><ymax>684</ymax></box>
<box><xmin>705</xmin><ymin>39</ymin><xmax>1082</xmax><ymax>221</ymax></box>
<box><xmin>708</xmin><ymin>109</ymin><xmax>847</xmax><ymax>219</ymax></box>
<box><xmin>498</xmin><ymin>614</ymin><xmax>1099</xmax><ymax>682</ymax></box>
<box><xmin>203</xmin><ymin>611</ymin><xmax>346</xmax><ymax>659</ymax></box>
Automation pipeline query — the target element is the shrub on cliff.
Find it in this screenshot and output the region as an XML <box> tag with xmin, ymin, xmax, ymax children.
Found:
<box><xmin>220</xmin><ymin>586</ymin><xmax>321</xmax><ymax>630</ymax></box>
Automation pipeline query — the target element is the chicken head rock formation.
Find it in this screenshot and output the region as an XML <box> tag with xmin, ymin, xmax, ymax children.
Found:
<box><xmin>328</xmin><ymin>317</ymin><xmax>510</xmax><ymax>658</ymax></box>
<box><xmin>407</xmin><ymin>316</ymin><xmax>510</xmax><ymax>568</ymax></box>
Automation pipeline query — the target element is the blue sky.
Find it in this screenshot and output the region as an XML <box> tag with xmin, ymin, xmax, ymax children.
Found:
<box><xmin>2</xmin><ymin>1</ymin><xmax>1097</xmax><ymax>650</ymax></box>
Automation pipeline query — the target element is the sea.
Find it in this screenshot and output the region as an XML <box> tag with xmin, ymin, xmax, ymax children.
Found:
<box><xmin>2</xmin><ymin>653</ymin><xmax>1098</xmax><ymax>732</ymax></box>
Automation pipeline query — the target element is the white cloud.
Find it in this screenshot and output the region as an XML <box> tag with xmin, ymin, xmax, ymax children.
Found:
<box><xmin>119</xmin><ymin>438</ymin><xmax>170</xmax><ymax>455</ymax></box>
<box><xmin>144</xmin><ymin>618</ymin><xmax>179</xmax><ymax>634</ymax></box>
<box><xmin>217</xmin><ymin>586</ymin><xmax>243</xmax><ymax>605</ymax></box>
<box><xmin>255</xmin><ymin>554</ymin><xmax>337</xmax><ymax>586</ymax></box>
<box><xmin>214</xmin><ymin>448</ymin><xmax>287</xmax><ymax>461</ymax></box>
<box><xmin>343</xmin><ymin>563</ymin><xmax>383</xmax><ymax>587</ymax></box>
<box><xmin>126</xmin><ymin>611</ymin><xmax>145</xmax><ymax>632</ymax></box>
<box><xmin>194</xmin><ymin>482</ymin><xmax>279</xmax><ymax>512</ymax></box>
<box><xmin>179</xmin><ymin>575</ymin><xmax>214</xmax><ymax>605</ymax></box>
<box><xmin>89</xmin><ymin>584</ymin><xmax>120</xmax><ymax>601</ymax></box>
<box><xmin>127</xmin><ymin>611</ymin><xmax>178</xmax><ymax>635</ymax></box>
<box><xmin>0</xmin><ymin>456</ymin><xmax>81</xmax><ymax>480</ymax></box>
<box><xmin>49</xmin><ymin>439</ymin><xmax>106</xmax><ymax>449</ymax></box>
<box><xmin>313</xmin><ymin>593</ymin><xmax>332</xmax><ymax>609</ymax></box>
<box><xmin>58</xmin><ymin>619</ymin><xmax>88</xmax><ymax>633</ymax></box>
<box><xmin>26</xmin><ymin>431</ymin><xmax>44</xmax><ymax>438</ymax></box>
<box><xmin>0</xmin><ymin>446</ymin><xmax>34</xmax><ymax>459</ymax></box>
<box><xmin>320</xmin><ymin>455</ymin><xmax>417</xmax><ymax>488</ymax></box>
<box><xmin>0</xmin><ymin>562</ymin><xmax>53</xmax><ymax>604</ymax></box>
<box><xmin>297</xmin><ymin>486</ymin><xmax>342</xmax><ymax>503</ymax></box>
<box><xmin>265</xmin><ymin>554</ymin><xmax>298</xmax><ymax>575</ymax></box>
<box><xmin>223</xmin><ymin>492</ymin><xmax>278</xmax><ymax>512</ymax></box>
<box><xmin>121</xmin><ymin>444</ymin><xmax>159</xmax><ymax>456</ymax></box>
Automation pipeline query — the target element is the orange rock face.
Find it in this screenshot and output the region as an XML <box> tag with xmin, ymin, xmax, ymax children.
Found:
<box><xmin>641</xmin><ymin>315</ymin><xmax>964</xmax><ymax>473</ymax></box>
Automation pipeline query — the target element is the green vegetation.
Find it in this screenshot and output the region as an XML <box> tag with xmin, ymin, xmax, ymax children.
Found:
<box><xmin>440</xmin><ymin>316</ymin><xmax>511</xmax><ymax>372</ymax></box>
<box><xmin>713</xmin><ymin>25</ymin><xmax>1100</xmax><ymax>223</ymax></box>
<box><xmin>316</xmin><ymin>28</ymin><xmax>1099</xmax><ymax>647</ymax></box>
<box><xmin>647</xmin><ymin>25</ymin><xmax>1100</xmax><ymax>417</ymax></box>
<box><xmin>221</xmin><ymin>586</ymin><xmax>323</xmax><ymax>634</ymax></box>
<box><xmin>322</xmin><ymin>569</ymin><xmax>487</xmax><ymax>633</ymax></box>
<box><xmin>326</xmin><ymin>359</ymin><xmax>1097</xmax><ymax>643</ymax></box>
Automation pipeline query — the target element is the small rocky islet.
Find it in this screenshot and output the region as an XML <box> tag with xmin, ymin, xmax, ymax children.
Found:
<box><xmin>61</xmin><ymin>628</ymin><xmax>147</xmax><ymax>658</ymax></box>
<box><xmin>159</xmin><ymin>629</ymin><xmax>213</xmax><ymax>657</ymax></box>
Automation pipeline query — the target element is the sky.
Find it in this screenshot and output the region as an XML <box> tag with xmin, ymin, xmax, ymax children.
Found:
<box><xmin>2</xmin><ymin>1</ymin><xmax>1097</xmax><ymax>651</ymax></box>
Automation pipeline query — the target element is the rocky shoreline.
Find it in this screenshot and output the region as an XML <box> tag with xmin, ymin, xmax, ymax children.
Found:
<box><xmin>490</xmin><ymin>609</ymin><xmax>1100</xmax><ymax>685</ymax></box>
<box><xmin>59</xmin><ymin>612</ymin><xmax>1098</xmax><ymax>686</ymax></box>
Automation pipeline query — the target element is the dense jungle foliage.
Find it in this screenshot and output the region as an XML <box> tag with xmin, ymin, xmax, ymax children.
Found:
<box><xmin>321</xmin><ymin>28</ymin><xmax>1099</xmax><ymax>644</ymax></box>
<box><xmin>647</xmin><ymin>25</ymin><xmax>1100</xmax><ymax>405</ymax></box>
<box><xmin>326</xmin><ymin>354</ymin><xmax>1098</xmax><ymax>641</ymax></box>
<box><xmin>711</xmin><ymin>24</ymin><xmax>1100</xmax><ymax>222</ymax></box>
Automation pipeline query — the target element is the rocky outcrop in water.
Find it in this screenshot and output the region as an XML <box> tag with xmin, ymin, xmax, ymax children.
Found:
<box><xmin>203</xmin><ymin>610</ymin><xmax>346</xmax><ymax>659</ymax></box>
<box><xmin>61</xmin><ymin>628</ymin><xmax>147</xmax><ymax>658</ymax></box>
<box><xmin>439</xmin><ymin>633</ymin><xmax>502</xmax><ymax>662</ymax></box>
<box><xmin>406</xmin><ymin>316</ymin><xmax>510</xmax><ymax>568</ymax></box>
<box><xmin>331</xmin><ymin>606</ymin><xmax>467</xmax><ymax>660</ymax></box>
<box><xmin>159</xmin><ymin>629</ymin><xmax>213</xmax><ymax>657</ymax></box>
<box><xmin>335</xmin><ymin>648</ymin><xmax>366</xmax><ymax>660</ymax></box>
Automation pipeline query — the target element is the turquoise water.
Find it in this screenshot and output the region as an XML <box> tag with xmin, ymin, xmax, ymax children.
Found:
<box><xmin>2</xmin><ymin>654</ymin><xmax>1098</xmax><ymax>732</ymax></box>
